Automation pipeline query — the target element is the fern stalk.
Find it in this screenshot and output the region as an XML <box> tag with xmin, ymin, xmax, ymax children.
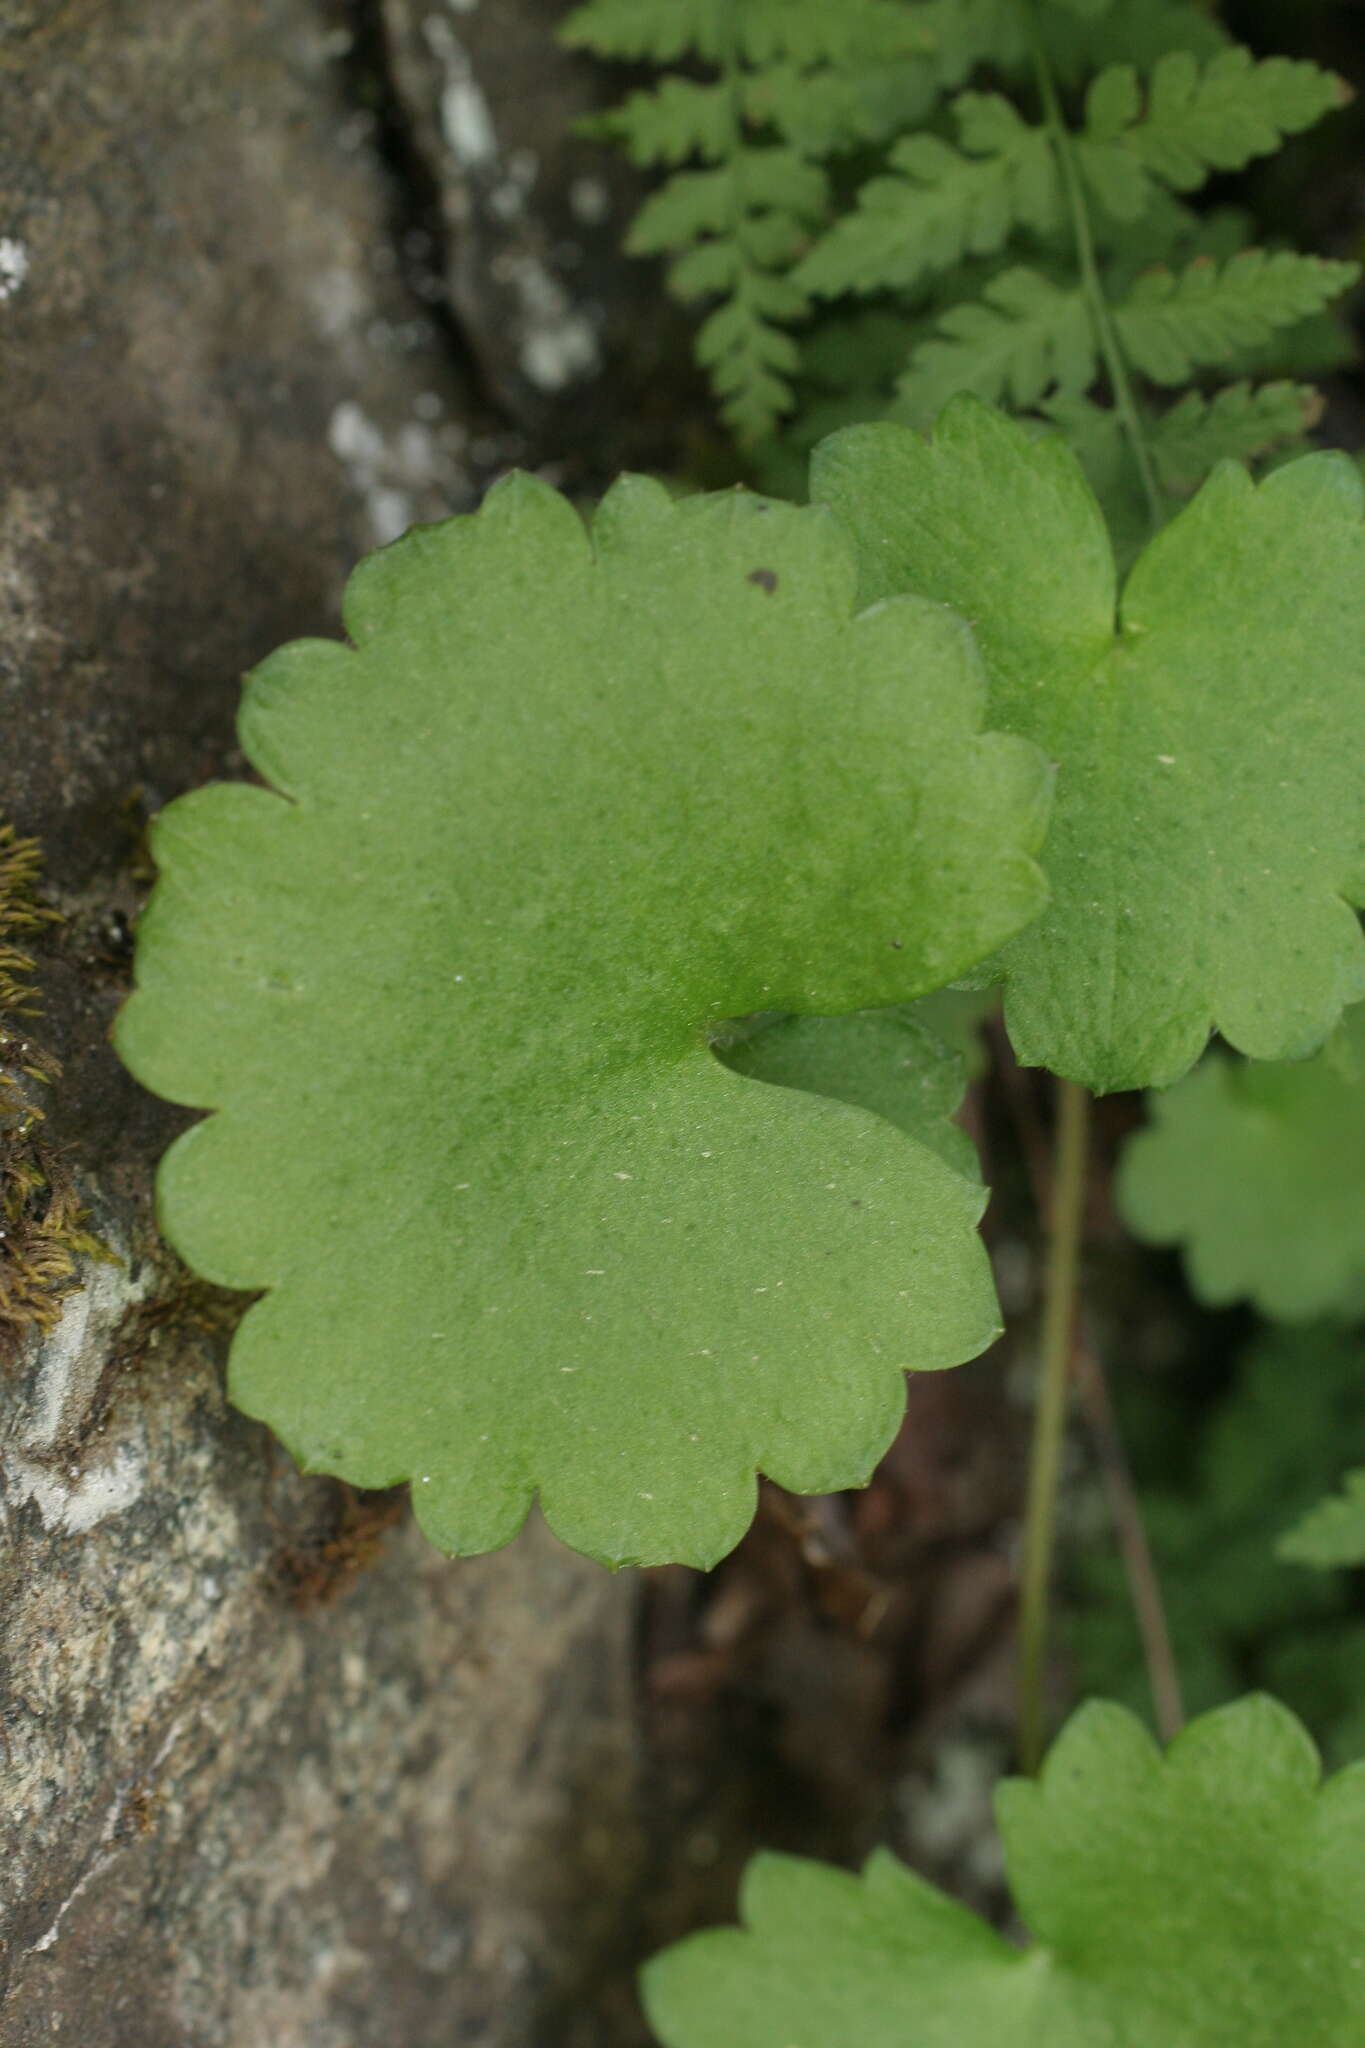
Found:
<box><xmin>1023</xmin><ymin>0</ymin><xmax>1162</xmax><ymax>532</ymax></box>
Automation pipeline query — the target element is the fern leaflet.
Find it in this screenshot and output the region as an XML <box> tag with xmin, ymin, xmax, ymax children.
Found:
<box><xmin>797</xmin><ymin>94</ymin><xmax>1059</xmax><ymax>300</ymax></box>
<box><xmin>565</xmin><ymin>0</ymin><xmax>934</xmax><ymax>441</ymax></box>
<box><xmin>1150</xmin><ymin>380</ymin><xmax>1323</xmax><ymax>493</ymax></box>
<box><xmin>1116</xmin><ymin>251</ymin><xmax>1360</xmax><ymax>386</ymax></box>
<box><xmin>893</xmin><ymin>268</ymin><xmax>1095</xmax><ymax>425</ymax></box>
<box><xmin>1079</xmin><ymin>49</ymin><xmax>1349</xmax><ymax>221</ymax></box>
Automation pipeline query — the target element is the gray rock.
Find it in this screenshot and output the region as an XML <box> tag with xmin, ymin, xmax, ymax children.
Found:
<box><xmin>0</xmin><ymin>3</ymin><xmax>649</xmax><ymax>2040</ymax></box>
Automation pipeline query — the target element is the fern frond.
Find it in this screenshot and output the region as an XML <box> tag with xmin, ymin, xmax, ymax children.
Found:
<box><xmin>569</xmin><ymin>0</ymin><xmax>938</xmax><ymax>443</ymax></box>
<box><xmin>628</xmin><ymin>151</ymin><xmax>828</xmax><ymax>257</ymax></box>
<box><xmin>797</xmin><ymin>94</ymin><xmax>1059</xmax><ymax>300</ymax></box>
<box><xmin>1044</xmin><ymin>0</ymin><xmax>1230</xmax><ymax>81</ymax></box>
<box><xmin>565</xmin><ymin>0</ymin><xmax>933</xmax><ymax>67</ymax></box>
<box><xmin>739</xmin><ymin>0</ymin><xmax>932</xmax><ymax>67</ymax></box>
<box><xmin>1115</xmin><ymin>251</ymin><xmax>1360</xmax><ymax>385</ymax></box>
<box><xmin>1150</xmin><ymin>380</ymin><xmax>1323</xmax><ymax>492</ymax></box>
<box><xmin>1080</xmin><ymin>50</ymin><xmax>1349</xmax><ymax>221</ymax></box>
<box><xmin>910</xmin><ymin>0</ymin><xmax>1028</xmax><ymax>91</ymax></box>
<box><xmin>696</xmin><ymin>285</ymin><xmax>805</xmax><ymax>443</ymax></box>
<box><xmin>586</xmin><ymin>78</ymin><xmax>731</xmax><ymax>168</ymax></box>
<box><xmin>894</xmin><ymin>267</ymin><xmax>1095</xmax><ymax>425</ymax></box>
<box><xmin>1226</xmin><ymin>307</ymin><xmax>1359</xmax><ymax>382</ymax></box>
<box><xmin>561</xmin><ymin>0</ymin><xmax>724</xmax><ymax>63</ymax></box>
<box><xmin>1131</xmin><ymin>49</ymin><xmax>1347</xmax><ymax>186</ymax></box>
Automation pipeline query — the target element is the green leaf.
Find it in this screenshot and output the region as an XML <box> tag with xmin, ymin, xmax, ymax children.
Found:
<box><xmin>910</xmin><ymin>0</ymin><xmax>1028</xmax><ymax>91</ymax></box>
<box><xmin>1150</xmin><ymin>379</ymin><xmax>1322</xmax><ymax>493</ymax></box>
<box><xmin>812</xmin><ymin>397</ymin><xmax>1365</xmax><ymax>1091</ymax></box>
<box><xmin>1041</xmin><ymin>0</ymin><xmax>1231</xmax><ymax>83</ymax></box>
<box><xmin>1127</xmin><ymin>49</ymin><xmax>1347</xmax><ymax>187</ymax></box>
<box><xmin>893</xmin><ymin>269</ymin><xmax>1095</xmax><ymax>428</ymax></box>
<box><xmin>694</xmin><ymin>285</ymin><xmax>808</xmax><ymax>441</ymax></box>
<box><xmin>1079</xmin><ymin>50</ymin><xmax>1348</xmax><ymax>221</ymax></box>
<box><xmin>1073</xmin><ymin>1327</ymin><xmax>1365</xmax><ymax>1746</ymax></box>
<box><xmin>115</xmin><ymin>473</ymin><xmax>1052</xmax><ymax>1570</ymax></box>
<box><xmin>566</xmin><ymin>2</ymin><xmax>925</xmax><ymax>447</ymax></box>
<box><xmin>1034</xmin><ymin>392</ymin><xmax>1154</xmax><ymax>571</ymax></box>
<box><xmin>1115</xmin><ymin>250</ymin><xmax>1360</xmax><ymax>386</ymax></box>
<box><xmin>719</xmin><ymin>1004</ymin><xmax>980</xmax><ymax>1179</ymax></box>
<box><xmin>625</xmin><ymin>146</ymin><xmax>829</xmax><ymax>442</ymax></box>
<box><xmin>562</xmin><ymin>0</ymin><xmax>724</xmax><ymax>63</ymax></box>
<box><xmin>1118</xmin><ymin>1004</ymin><xmax>1365</xmax><ymax>1320</ymax></box>
<box><xmin>1280</xmin><ymin>1470</ymin><xmax>1365</xmax><ymax>1571</ymax></box>
<box><xmin>587</xmin><ymin>78</ymin><xmax>733</xmax><ymax>167</ymax></box>
<box><xmin>802</xmin><ymin>94</ymin><xmax>1055</xmax><ymax>301</ymax></box>
<box><xmin>644</xmin><ymin>1695</ymin><xmax>1365</xmax><ymax>2046</ymax></box>
<box><xmin>797</xmin><ymin>96</ymin><xmax>1059</xmax><ymax>300</ymax></box>
<box><xmin>563</xmin><ymin>0</ymin><xmax>931</xmax><ymax>79</ymax></box>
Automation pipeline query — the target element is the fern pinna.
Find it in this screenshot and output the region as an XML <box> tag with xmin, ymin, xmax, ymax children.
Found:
<box><xmin>568</xmin><ymin>0</ymin><xmax>1356</xmax><ymax>525</ymax></box>
<box><xmin>561</xmin><ymin>0</ymin><xmax>936</xmax><ymax>442</ymax></box>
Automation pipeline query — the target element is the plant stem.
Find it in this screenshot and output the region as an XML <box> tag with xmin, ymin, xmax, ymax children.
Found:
<box><xmin>990</xmin><ymin>1020</ymin><xmax>1185</xmax><ymax>1748</ymax></box>
<box><xmin>1072</xmin><ymin>1341</ymin><xmax>1186</xmax><ymax>1743</ymax></box>
<box><xmin>1018</xmin><ymin>1077</ymin><xmax>1089</xmax><ymax>1773</ymax></box>
<box><xmin>1022</xmin><ymin>0</ymin><xmax>1164</xmax><ymax>534</ymax></box>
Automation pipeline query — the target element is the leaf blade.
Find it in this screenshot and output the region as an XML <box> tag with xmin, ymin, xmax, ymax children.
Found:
<box><xmin>813</xmin><ymin>401</ymin><xmax>1365</xmax><ymax>1091</ymax></box>
<box><xmin>116</xmin><ymin>471</ymin><xmax>1052</xmax><ymax>1567</ymax></box>
<box><xmin>644</xmin><ymin>1695</ymin><xmax>1365</xmax><ymax>2046</ymax></box>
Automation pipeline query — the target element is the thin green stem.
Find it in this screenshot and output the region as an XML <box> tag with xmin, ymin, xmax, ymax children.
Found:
<box><xmin>1022</xmin><ymin>1</ymin><xmax>1164</xmax><ymax>534</ymax></box>
<box><xmin>1018</xmin><ymin>1078</ymin><xmax>1090</xmax><ymax>1774</ymax></box>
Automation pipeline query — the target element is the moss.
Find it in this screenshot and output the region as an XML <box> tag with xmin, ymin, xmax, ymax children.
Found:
<box><xmin>0</xmin><ymin>821</ymin><xmax>108</xmax><ymax>1350</ymax></box>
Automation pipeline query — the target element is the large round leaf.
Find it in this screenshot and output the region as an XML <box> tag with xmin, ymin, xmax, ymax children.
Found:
<box><xmin>116</xmin><ymin>472</ymin><xmax>1049</xmax><ymax>1567</ymax></box>
<box><xmin>813</xmin><ymin>397</ymin><xmax>1365</xmax><ymax>1093</ymax></box>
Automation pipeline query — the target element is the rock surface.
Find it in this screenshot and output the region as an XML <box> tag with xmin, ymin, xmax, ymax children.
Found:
<box><xmin>0</xmin><ymin>3</ymin><xmax>649</xmax><ymax>2041</ymax></box>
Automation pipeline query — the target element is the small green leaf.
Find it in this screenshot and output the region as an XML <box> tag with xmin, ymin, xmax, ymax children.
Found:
<box><xmin>1118</xmin><ymin>1003</ymin><xmax>1365</xmax><ymax>1320</ymax></box>
<box><xmin>644</xmin><ymin>1695</ymin><xmax>1365</xmax><ymax>2046</ymax></box>
<box><xmin>720</xmin><ymin>1004</ymin><xmax>980</xmax><ymax>1179</ymax></box>
<box><xmin>1129</xmin><ymin>49</ymin><xmax>1347</xmax><ymax>188</ymax></box>
<box><xmin>797</xmin><ymin>97</ymin><xmax>1058</xmax><ymax>300</ymax></box>
<box><xmin>1150</xmin><ymin>379</ymin><xmax>1321</xmax><ymax>493</ymax></box>
<box><xmin>1116</xmin><ymin>250</ymin><xmax>1360</xmax><ymax>386</ymax></box>
<box><xmin>1079</xmin><ymin>50</ymin><xmax>1348</xmax><ymax>222</ymax></box>
<box><xmin>1047</xmin><ymin>0</ymin><xmax>1229</xmax><ymax>80</ymax></box>
<box><xmin>893</xmin><ymin>269</ymin><xmax>1096</xmax><ymax>427</ymax></box>
<box><xmin>1072</xmin><ymin>1326</ymin><xmax>1365</xmax><ymax>1739</ymax></box>
<box><xmin>813</xmin><ymin>397</ymin><xmax>1365</xmax><ymax>1092</ymax></box>
<box><xmin>1280</xmin><ymin>1470</ymin><xmax>1365</xmax><ymax>1571</ymax></box>
<box><xmin>116</xmin><ymin>473</ymin><xmax>1051</xmax><ymax>1569</ymax></box>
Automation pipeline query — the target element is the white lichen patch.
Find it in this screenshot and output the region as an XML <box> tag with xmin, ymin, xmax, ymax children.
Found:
<box><xmin>569</xmin><ymin>177</ymin><xmax>611</xmax><ymax>228</ymax></box>
<box><xmin>419</xmin><ymin>16</ymin><xmax>600</xmax><ymax>397</ymax></box>
<box><xmin>425</xmin><ymin>18</ymin><xmax>497</xmax><ymax>171</ymax></box>
<box><xmin>308</xmin><ymin>264</ymin><xmax>369</xmax><ymax>344</ymax></box>
<box><xmin>501</xmin><ymin>253</ymin><xmax>599</xmax><ymax>392</ymax></box>
<box><xmin>20</xmin><ymin>1249</ymin><xmax>151</xmax><ymax>1454</ymax></box>
<box><xmin>12</xmin><ymin>1439</ymin><xmax>150</xmax><ymax>1537</ymax></box>
<box><xmin>3</xmin><ymin>1240</ymin><xmax>156</xmax><ymax>1535</ymax></box>
<box><xmin>327</xmin><ymin>400</ymin><xmax>455</xmax><ymax>545</ymax></box>
<box><xmin>0</xmin><ymin>237</ymin><xmax>30</xmax><ymax>303</ymax></box>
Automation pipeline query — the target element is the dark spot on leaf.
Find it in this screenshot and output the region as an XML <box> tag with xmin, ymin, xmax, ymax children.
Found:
<box><xmin>747</xmin><ymin>568</ymin><xmax>778</xmax><ymax>594</ymax></box>
<box><xmin>890</xmin><ymin>939</ymin><xmax>903</xmax><ymax>950</ymax></box>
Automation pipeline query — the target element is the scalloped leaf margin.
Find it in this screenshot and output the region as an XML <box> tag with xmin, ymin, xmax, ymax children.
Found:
<box><xmin>116</xmin><ymin>471</ymin><xmax>1052</xmax><ymax>1568</ymax></box>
